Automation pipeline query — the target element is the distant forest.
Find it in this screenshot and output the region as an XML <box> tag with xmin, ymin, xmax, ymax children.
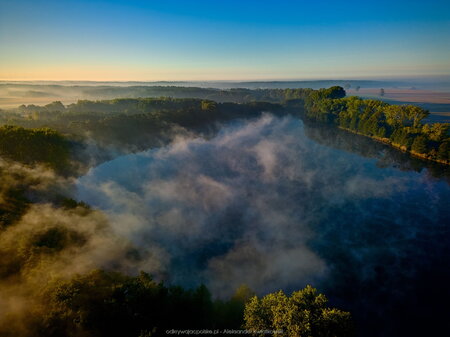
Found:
<box><xmin>1</xmin><ymin>86</ymin><xmax>449</xmax><ymax>167</ymax></box>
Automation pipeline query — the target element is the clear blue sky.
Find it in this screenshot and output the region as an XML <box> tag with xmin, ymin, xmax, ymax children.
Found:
<box><xmin>1</xmin><ymin>0</ymin><xmax>449</xmax><ymax>80</ymax></box>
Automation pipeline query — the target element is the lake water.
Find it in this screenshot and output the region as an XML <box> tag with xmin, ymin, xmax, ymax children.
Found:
<box><xmin>77</xmin><ymin>115</ymin><xmax>450</xmax><ymax>336</ymax></box>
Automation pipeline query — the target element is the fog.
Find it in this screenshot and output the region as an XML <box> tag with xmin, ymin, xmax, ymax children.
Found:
<box><xmin>1</xmin><ymin>114</ymin><xmax>449</xmax><ymax>335</ymax></box>
<box><xmin>0</xmin><ymin>159</ymin><xmax>153</xmax><ymax>332</ymax></box>
<box><xmin>2</xmin><ymin>78</ymin><xmax>450</xmax><ymax>109</ymax></box>
<box><xmin>76</xmin><ymin>114</ymin><xmax>450</xmax><ymax>308</ymax></box>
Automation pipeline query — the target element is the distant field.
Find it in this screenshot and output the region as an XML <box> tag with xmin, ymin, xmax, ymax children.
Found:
<box><xmin>0</xmin><ymin>97</ymin><xmax>76</xmax><ymax>109</ymax></box>
<box><xmin>347</xmin><ymin>88</ymin><xmax>450</xmax><ymax>104</ymax></box>
<box><xmin>423</xmin><ymin>112</ymin><xmax>450</xmax><ymax>123</ymax></box>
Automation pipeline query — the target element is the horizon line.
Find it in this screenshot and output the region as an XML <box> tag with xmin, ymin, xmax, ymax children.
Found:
<box><xmin>1</xmin><ymin>75</ymin><xmax>450</xmax><ymax>83</ymax></box>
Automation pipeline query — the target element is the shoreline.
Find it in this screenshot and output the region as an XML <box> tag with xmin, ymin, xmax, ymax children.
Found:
<box><xmin>336</xmin><ymin>126</ymin><xmax>450</xmax><ymax>166</ymax></box>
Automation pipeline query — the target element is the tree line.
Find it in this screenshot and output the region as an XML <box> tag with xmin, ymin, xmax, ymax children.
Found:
<box><xmin>0</xmin><ymin>268</ymin><xmax>352</xmax><ymax>337</ymax></box>
<box><xmin>300</xmin><ymin>86</ymin><xmax>449</xmax><ymax>164</ymax></box>
<box><xmin>1</xmin><ymin>87</ymin><xmax>448</xmax><ymax>170</ymax></box>
<box><xmin>0</xmin><ymin>99</ymin><xmax>283</xmax><ymax>152</ymax></box>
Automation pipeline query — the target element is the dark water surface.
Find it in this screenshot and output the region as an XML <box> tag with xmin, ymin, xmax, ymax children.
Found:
<box><xmin>77</xmin><ymin>115</ymin><xmax>450</xmax><ymax>336</ymax></box>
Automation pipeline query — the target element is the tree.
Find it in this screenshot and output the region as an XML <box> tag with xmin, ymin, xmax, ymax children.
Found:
<box><xmin>201</xmin><ymin>100</ymin><xmax>217</xmax><ymax>111</ymax></box>
<box><xmin>244</xmin><ymin>286</ymin><xmax>353</xmax><ymax>337</ymax></box>
<box><xmin>379</xmin><ymin>88</ymin><xmax>385</xmax><ymax>97</ymax></box>
<box><xmin>422</xmin><ymin>123</ymin><xmax>449</xmax><ymax>142</ymax></box>
<box><xmin>44</xmin><ymin>101</ymin><xmax>66</xmax><ymax>112</ymax></box>
<box><xmin>324</xmin><ymin>86</ymin><xmax>346</xmax><ymax>99</ymax></box>
<box><xmin>438</xmin><ymin>141</ymin><xmax>450</xmax><ymax>161</ymax></box>
<box><xmin>214</xmin><ymin>285</ymin><xmax>255</xmax><ymax>329</ymax></box>
<box><xmin>384</xmin><ymin>105</ymin><xmax>404</xmax><ymax>127</ymax></box>
<box><xmin>403</xmin><ymin>105</ymin><xmax>429</xmax><ymax>128</ymax></box>
<box><xmin>390</xmin><ymin>128</ymin><xmax>412</xmax><ymax>148</ymax></box>
<box><xmin>411</xmin><ymin>135</ymin><xmax>428</xmax><ymax>154</ymax></box>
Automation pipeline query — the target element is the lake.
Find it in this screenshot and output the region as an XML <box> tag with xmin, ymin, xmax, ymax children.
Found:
<box><xmin>77</xmin><ymin>114</ymin><xmax>450</xmax><ymax>337</ymax></box>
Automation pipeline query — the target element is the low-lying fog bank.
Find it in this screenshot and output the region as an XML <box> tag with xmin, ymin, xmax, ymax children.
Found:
<box><xmin>76</xmin><ymin>114</ymin><xmax>450</xmax><ymax>336</ymax></box>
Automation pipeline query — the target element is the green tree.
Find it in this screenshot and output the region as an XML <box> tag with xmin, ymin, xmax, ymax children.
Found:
<box><xmin>324</xmin><ymin>86</ymin><xmax>346</xmax><ymax>99</ymax></box>
<box><xmin>437</xmin><ymin>141</ymin><xmax>450</xmax><ymax>161</ymax></box>
<box><xmin>384</xmin><ymin>106</ymin><xmax>404</xmax><ymax>127</ymax></box>
<box><xmin>422</xmin><ymin>123</ymin><xmax>449</xmax><ymax>142</ymax></box>
<box><xmin>403</xmin><ymin>105</ymin><xmax>429</xmax><ymax>128</ymax></box>
<box><xmin>44</xmin><ymin>101</ymin><xmax>66</xmax><ymax>112</ymax></box>
<box><xmin>244</xmin><ymin>286</ymin><xmax>353</xmax><ymax>337</ymax></box>
<box><xmin>411</xmin><ymin>135</ymin><xmax>428</xmax><ymax>154</ymax></box>
<box><xmin>201</xmin><ymin>100</ymin><xmax>217</xmax><ymax>111</ymax></box>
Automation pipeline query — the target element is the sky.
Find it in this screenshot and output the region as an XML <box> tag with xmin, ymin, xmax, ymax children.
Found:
<box><xmin>0</xmin><ymin>0</ymin><xmax>449</xmax><ymax>81</ymax></box>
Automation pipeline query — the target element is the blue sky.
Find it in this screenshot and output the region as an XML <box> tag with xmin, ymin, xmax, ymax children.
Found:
<box><xmin>1</xmin><ymin>0</ymin><xmax>449</xmax><ymax>80</ymax></box>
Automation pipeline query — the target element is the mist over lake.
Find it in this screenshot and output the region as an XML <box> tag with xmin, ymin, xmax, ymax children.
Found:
<box><xmin>77</xmin><ymin>114</ymin><xmax>450</xmax><ymax>336</ymax></box>
<box><xmin>2</xmin><ymin>0</ymin><xmax>450</xmax><ymax>334</ymax></box>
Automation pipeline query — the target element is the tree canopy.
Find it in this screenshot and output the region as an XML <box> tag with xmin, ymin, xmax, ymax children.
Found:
<box><xmin>244</xmin><ymin>285</ymin><xmax>353</xmax><ymax>337</ymax></box>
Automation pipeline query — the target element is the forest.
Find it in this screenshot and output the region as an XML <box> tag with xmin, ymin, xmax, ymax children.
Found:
<box><xmin>0</xmin><ymin>86</ymin><xmax>449</xmax><ymax>337</ymax></box>
<box><xmin>1</xmin><ymin>86</ymin><xmax>448</xmax><ymax>164</ymax></box>
<box><xmin>301</xmin><ymin>87</ymin><xmax>450</xmax><ymax>164</ymax></box>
